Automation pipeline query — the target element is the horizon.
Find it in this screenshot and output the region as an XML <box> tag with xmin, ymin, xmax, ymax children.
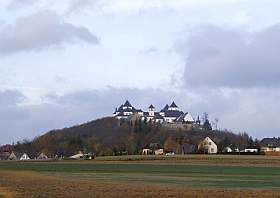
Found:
<box><xmin>1</xmin><ymin>0</ymin><xmax>280</xmax><ymax>144</ymax></box>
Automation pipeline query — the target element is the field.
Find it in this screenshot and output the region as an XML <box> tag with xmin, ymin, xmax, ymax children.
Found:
<box><xmin>0</xmin><ymin>155</ymin><xmax>280</xmax><ymax>197</ymax></box>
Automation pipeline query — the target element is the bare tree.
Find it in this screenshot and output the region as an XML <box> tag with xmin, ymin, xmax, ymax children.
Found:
<box><xmin>214</xmin><ymin>118</ymin><xmax>219</xmax><ymax>130</ymax></box>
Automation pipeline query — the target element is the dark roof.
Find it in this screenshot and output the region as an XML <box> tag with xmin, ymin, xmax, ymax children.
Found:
<box><xmin>160</xmin><ymin>104</ymin><xmax>169</xmax><ymax>112</ymax></box>
<box><xmin>117</xmin><ymin>105</ymin><xmax>124</xmax><ymax>111</ymax></box>
<box><xmin>124</xmin><ymin>100</ymin><xmax>132</xmax><ymax>107</ymax></box>
<box><xmin>148</xmin><ymin>104</ymin><xmax>155</xmax><ymax>109</ymax></box>
<box><xmin>176</xmin><ymin>113</ymin><xmax>195</xmax><ymax>123</ymax></box>
<box><xmin>143</xmin><ymin>112</ymin><xmax>149</xmax><ymax>116</ymax></box>
<box><xmin>170</xmin><ymin>101</ymin><xmax>178</xmax><ymax>108</ymax></box>
<box><xmin>260</xmin><ymin>138</ymin><xmax>280</xmax><ymax>147</ymax></box>
<box><xmin>164</xmin><ymin>110</ymin><xmax>184</xmax><ymax>118</ymax></box>
<box><xmin>176</xmin><ymin>113</ymin><xmax>185</xmax><ymax>122</ymax></box>
<box><xmin>154</xmin><ymin>112</ymin><xmax>163</xmax><ymax>119</ymax></box>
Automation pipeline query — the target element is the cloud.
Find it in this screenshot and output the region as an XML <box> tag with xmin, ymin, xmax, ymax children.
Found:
<box><xmin>172</xmin><ymin>24</ymin><xmax>280</xmax><ymax>137</ymax></box>
<box><xmin>1</xmin><ymin>86</ymin><xmax>280</xmax><ymax>145</ymax></box>
<box><xmin>141</xmin><ymin>47</ymin><xmax>159</xmax><ymax>54</ymax></box>
<box><xmin>0</xmin><ymin>10</ymin><xmax>99</xmax><ymax>54</ymax></box>
<box><xmin>0</xmin><ymin>90</ymin><xmax>25</xmax><ymax>106</ymax></box>
<box><xmin>178</xmin><ymin>25</ymin><xmax>280</xmax><ymax>88</ymax></box>
<box><xmin>8</xmin><ymin>0</ymin><xmax>37</xmax><ymax>10</ymax></box>
<box><xmin>66</xmin><ymin>0</ymin><xmax>97</xmax><ymax>15</ymax></box>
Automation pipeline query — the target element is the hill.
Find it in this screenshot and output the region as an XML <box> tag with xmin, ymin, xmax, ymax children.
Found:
<box><xmin>13</xmin><ymin>117</ymin><xmax>257</xmax><ymax>157</ymax></box>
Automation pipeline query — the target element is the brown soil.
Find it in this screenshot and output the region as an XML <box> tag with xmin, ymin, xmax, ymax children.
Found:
<box><xmin>0</xmin><ymin>170</ymin><xmax>279</xmax><ymax>198</ymax></box>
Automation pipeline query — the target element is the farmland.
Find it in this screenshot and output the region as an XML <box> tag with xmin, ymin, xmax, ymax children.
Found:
<box><xmin>0</xmin><ymin>155</ymin><xmax>280</xmax><ymax>197</ymax></box>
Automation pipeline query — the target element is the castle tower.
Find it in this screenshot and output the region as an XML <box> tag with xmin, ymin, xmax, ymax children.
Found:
<box><xmin>168</xmin><ymin>101</ymin><xmax>179</xmax><ymax>111</ymax></box>
<box><xmin>148</xmin><ymin>104</ymin><xmax>155</xmax><ymax>116</ymax></box>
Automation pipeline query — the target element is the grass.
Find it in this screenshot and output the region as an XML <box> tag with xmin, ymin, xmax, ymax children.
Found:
<box><xmin>0</xmin><ymin>155</ymin><xmax>280</xmax><ymax>197</ymax></box>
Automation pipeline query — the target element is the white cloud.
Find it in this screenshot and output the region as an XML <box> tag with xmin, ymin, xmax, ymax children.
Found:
<box><xmin>8</xmin><ymin>0</ymin><xmax>36</xmax><ymax>10</ymax></box>
<box><xmin>0</xmin><ymin>10</ymin><xmax>99</xmax><ymax>54</ymax></box>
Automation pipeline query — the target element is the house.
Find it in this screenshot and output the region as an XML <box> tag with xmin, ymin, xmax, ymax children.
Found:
<box><xmin>260</xmin><ymin>137</ymin><xmax>280</xmax><ymax>148</ymax></box>
<box><xmin>261</xmin><ymin>147</ymin><xmax>280</xmax><ymax>152</ymax></box>
<box><xmin>198</xmin><ymin>137</ymin><xmax>218</xmax><ymax>154</ymax></box>
<box><xmin>8</xmin><ymin>152</ymin><xmax>18</xmax><ymax>161</ymax></box>
<box><xmin>259</xmin><ymin>138</ymin><xmax>280</xmax><ymax>155</ymax></box>
<box><xmin>142</xmin><ymin>149</ymin><xmax>153</xmax><ymax>155</ymax></box>
<box><xmin>223</xmin><ymin>147</ymin><xmax>233</xmax><ymax>153</ymax></box>
<box><xmin>69</xmin><ymin>153</ymin><xmax>94</xmax><ymax>160</ymax></box>
<box><xmin>242</xmin><ymin>149</ymin><xmax>258</xmax><ymax>153</ymax></box>
<box><xmin>69</xmin><ymin>153</ymin><xmax>84</xmax><ymax>159</ymax></box>
<box><xmin>154</xmin><ymin>149</ymin><xmax>164</xmax><ymax>155</ymax></box>
<box><xmin>260</xmin><ymin>147</ymin><xmax>280</xmax><ymax>156</ymax></box>
<box><xmin>20</xmin><ymin>153</ymin><xmax>30</xmax><ymax>160</ymax></box>
<box><xmin>37</xmin><ymin>153</ymin><xmax>48</xmax><ymax>160</ymax></box>
<box><xmin>0</xmin><ymin>144</ymin><xmax>13</xmax><ymax>153</ymax></box>
<box><xmin>113</xmin><ymin>100</ymin><xmax>200</xmax><ymax>129</ymax></box>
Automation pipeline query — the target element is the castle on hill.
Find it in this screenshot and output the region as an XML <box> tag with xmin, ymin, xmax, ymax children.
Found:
<box><xmin>113</xmin><ymin>100</ymin><xmax>201</xmax><ymax>130</ymax></box>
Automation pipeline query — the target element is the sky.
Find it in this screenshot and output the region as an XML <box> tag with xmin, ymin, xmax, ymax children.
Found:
<box><xmin>1</xmin><ymin>0</ymin><xmax>280</xmax><ymax>144</ymax></box>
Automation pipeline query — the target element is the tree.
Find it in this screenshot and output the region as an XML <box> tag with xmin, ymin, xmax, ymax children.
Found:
<box><xmin>126</xmin><ymin>134</ymin><xmax>138</xmax><ymax>154</ymax></box>
<box><xmin>214</xmin><ymin>118</ymin><xmax>219</xmax><ymax>130</ymax></box>
<box><xmin>164</xmin><ymin>137</ymin><xmax>178</xmax><ymax>153</ymax></box>
<box><xmin>203</xmin><ymin>119</ymin><xmax>212</xmax><ymax>131</ymax></box>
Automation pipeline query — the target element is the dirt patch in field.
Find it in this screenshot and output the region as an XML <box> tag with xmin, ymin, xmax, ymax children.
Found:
<box><xmin>0</xmin><ymin>188</ymin><xmax>16</xmax><ymax>198</ymax></box>
<box><xmin>0</xmin><ymin>170</ymin><xmax>279</xmax><ymax>198</ymax></box>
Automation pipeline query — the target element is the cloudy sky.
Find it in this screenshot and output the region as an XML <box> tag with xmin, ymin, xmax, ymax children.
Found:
<box><xmin>1</xmin><ymin>0</ymin><xmax>280</xmax><ymax>144</ymax></box>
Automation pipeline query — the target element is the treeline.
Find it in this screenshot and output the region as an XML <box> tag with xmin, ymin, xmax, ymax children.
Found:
<box><xmin>13</xmin><ymin>117</ymin><xmax>259</xmax><ymax>157</ymax></box>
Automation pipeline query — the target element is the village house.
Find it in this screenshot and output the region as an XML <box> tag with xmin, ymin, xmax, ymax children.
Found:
<box><xmin>8</xmin><ymin>152</ymin><xmax>18</xmax><ymax>161</ymax></box>
<box><xmin>113</xmin><ymin>100</ymin><xmax>201</xmax><ymax>130</ymax></box>
<box><xmin>20</xmin><ymin>153</ymin><xmax>30</xmax><ymax>161</ymax></box>
<box><xmin>260</xmin><ymin>137</ymin><xmax>280</xmax><ymax>155</ymax></box>
<box><xmin>37</xmin><ymin>153</ymin><xmax>49</xmax><ymax>160</ymax></box>
<box><xmin>198</xmin><ymin>137</ymin><xmax>218</xmax><ymax>154</ymax></box>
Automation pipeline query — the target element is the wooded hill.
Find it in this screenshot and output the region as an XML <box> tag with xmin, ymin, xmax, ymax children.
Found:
<box><xmin>14</xmin><ymin>117</ymin><xmax>259</xmax><ymax>157</ymax></box>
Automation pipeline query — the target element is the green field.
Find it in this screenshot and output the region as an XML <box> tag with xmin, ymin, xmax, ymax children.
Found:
<box><xmin>0</xmin><ymin>155</ymin><xmax>280</xmax><ymax>197</ymax></box>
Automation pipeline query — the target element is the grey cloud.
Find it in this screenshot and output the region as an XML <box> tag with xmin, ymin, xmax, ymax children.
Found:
<box><xmin>0</xmin><ymin>10</ymin><xmax>99</xmax><ymax>54</ymax></box>
<box><xmin>179</xmin><ymin>25</ymin><xmax>280</xmax><ymax>88</ymax></box>
<box><xmin>0</xmin><ymin>90</ymin><xmax>25</xmax><ymax>106</ymax></box>
<box><xmin>1</xmin><ymin>87</ymin><xmax>280</xmax><ymax>144</ymax></box>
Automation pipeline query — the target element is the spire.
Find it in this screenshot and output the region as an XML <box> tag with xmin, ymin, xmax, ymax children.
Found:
<box><xmin>170</xmin><ymin>101</ymin><xmax>178</xmax><ymax>108</ymax></box>
<box><xmin>196</xmin><ymin>113</ymin><xmax>201</xmax><ymax>124</ymax></box>
<box><xmin>148</xmin><ymin>104</ymin><xmax>155</xmax><ymax>109</ymax></box>
<box><xmin>161</xmin><ymin>104</ymin><xmax>169</xmax><ymax>112</ymax></box>
<box><xmin>124</xmin><ymin>100</ymin><xmax>132</xmax><ymax>107</ymax></box>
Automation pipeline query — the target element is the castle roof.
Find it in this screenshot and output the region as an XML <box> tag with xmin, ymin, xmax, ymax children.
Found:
<box><xmin>164</xmin><ymin>110</ymin><xmax>184</xmax><ymax>118</ymax></box>
<box><xmin>148</xmin><ymin>104</ymin><xmax>155</xmax><ymax>109</ymax></box>
<box><xmin>170</xmin><ymin>101</ymin><xmax>178</xmax><ymax>108</ymax></box>
<box><xmin>124</xmin><ymin>100</ymin><xmax>132</xmax><ymax>107</ymax></box>
<box><xmin>160</xmin><ymin>104</ymin><xmax>169</xmax><ymax>112</ymax></box>
<box><xmin>154</xmin><ymin>112</ymin><xmax>164</xmax><ymax>119</ymax></box>
<box><xmin>176</xmin><ymin>113</ymin><xmax>195</xmax><ymax>122</ymax></box>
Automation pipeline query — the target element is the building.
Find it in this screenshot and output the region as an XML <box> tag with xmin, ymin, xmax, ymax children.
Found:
<box><xmin>20</xmin><ymin>153</ymin><xmax>30</xmax><ymax>161</ymax></box>
<box><xmin>37</xmin><ymin>153</ymin><xmax>48</xmax><ymax>160</ymax></box>
<box><xmin>8</xmin><ymin>152</ymin><xmax>18</xmax><ymax>160</ymax></box>
<box><xmin>198</xmin><ymin>137</ymin><xmax>218</xmax><ymax>154</ymax></box>
<box><xmin>222</xmin><ymin>147</ymin><xmax>233</xmax><ymax>153</ymax></box>
<box><xmin>260</xmin><ymin>138</ymin><xmax>280</xmax><ymax>155</ymax></box>
<box><xmin>113</xmin><ymin>100</ymin><xmax>200</xmax><ymax>129</ymax></box>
